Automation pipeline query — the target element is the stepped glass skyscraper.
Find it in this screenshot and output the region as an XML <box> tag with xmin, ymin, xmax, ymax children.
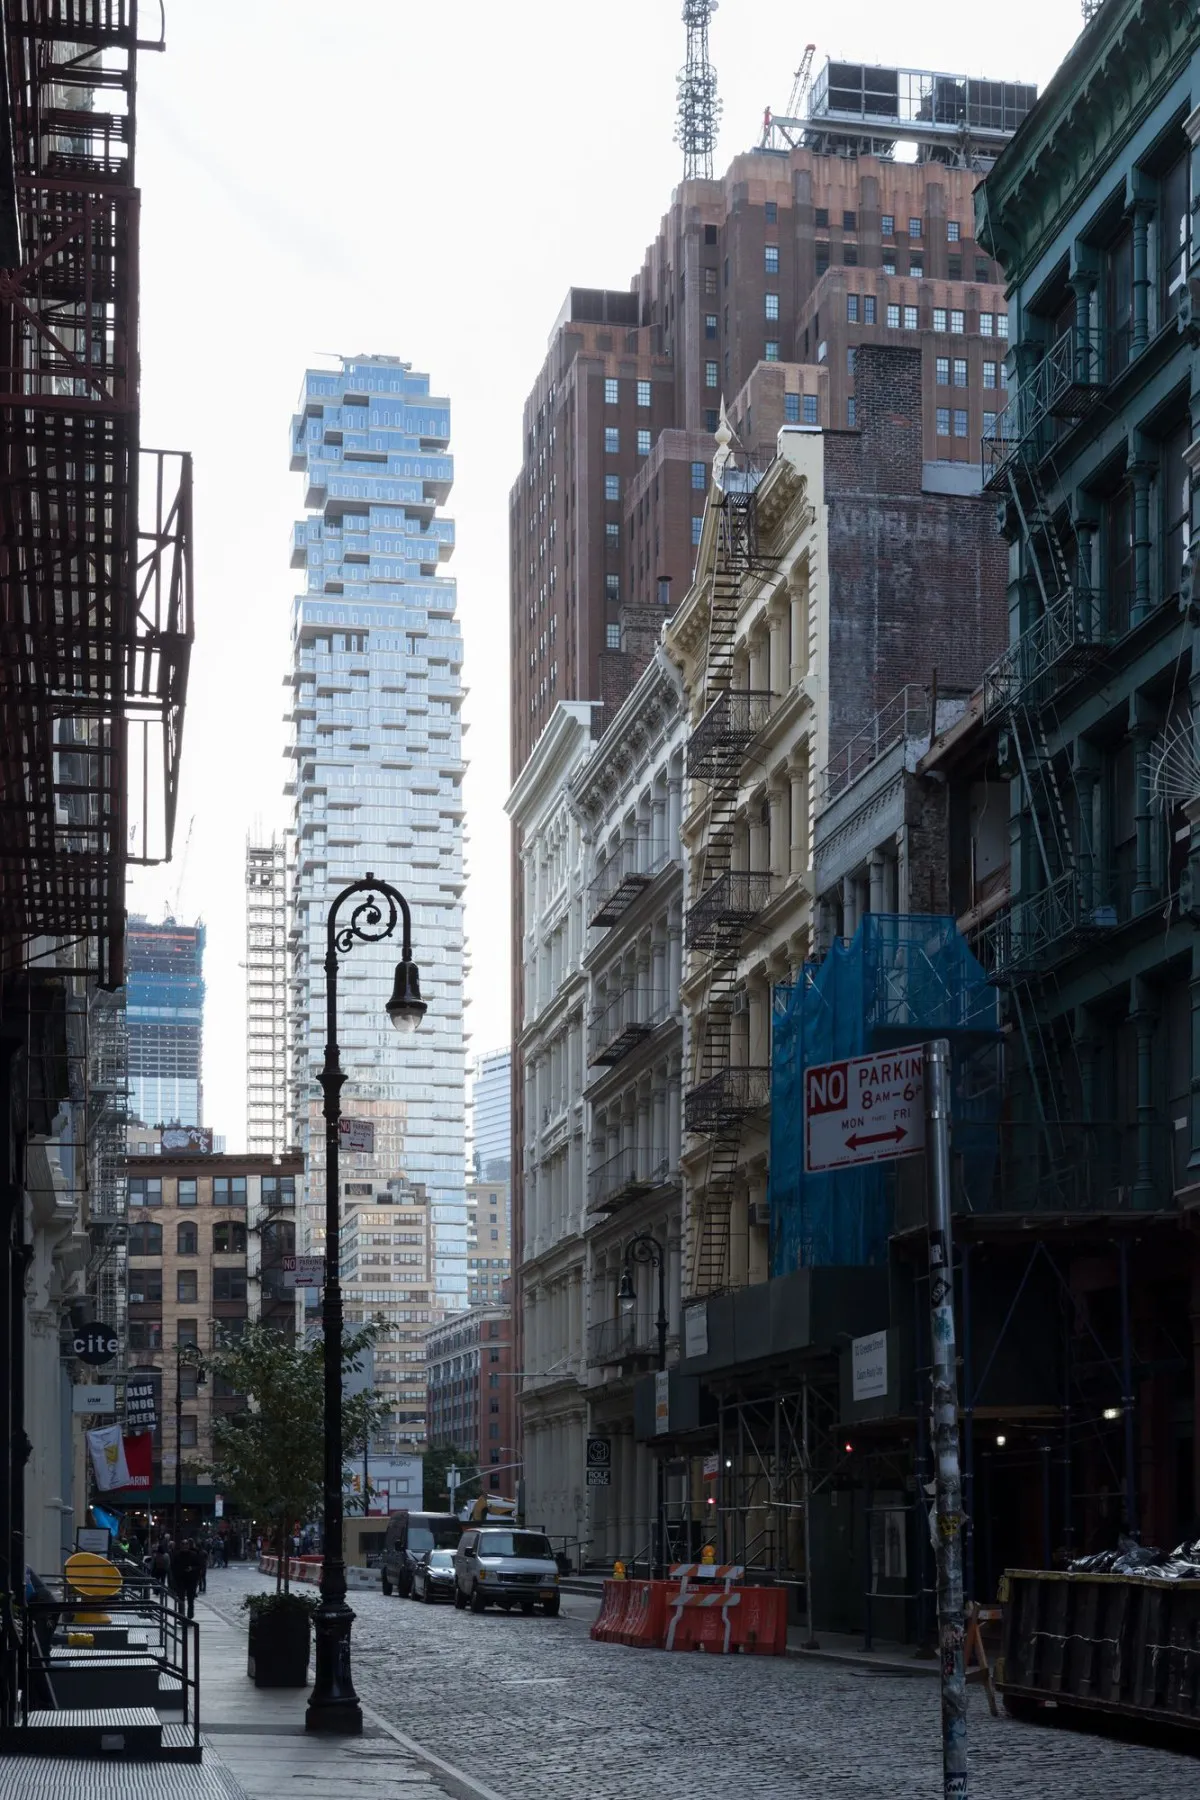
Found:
<box><xmin>286</xmin><ymin>357</ymin><xmax>468</xmax><ymax>1347</ymax></box>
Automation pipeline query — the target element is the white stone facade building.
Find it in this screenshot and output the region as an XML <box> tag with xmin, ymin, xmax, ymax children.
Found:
<box><xmin>506</xmin><ymin>703</ymin><xmax>595</xmax><ymax>1546</ymax></box>
<box><xmin>572</xmin><ymin>650</ymin><xmax>688</xmax><ymax>1565</ymax></box>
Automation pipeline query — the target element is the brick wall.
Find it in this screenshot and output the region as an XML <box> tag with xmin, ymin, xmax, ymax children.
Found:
<box><xmin>824</xmin><ymin>345</ymin><xmax>1007</xmax><ymax>762</ymax></box>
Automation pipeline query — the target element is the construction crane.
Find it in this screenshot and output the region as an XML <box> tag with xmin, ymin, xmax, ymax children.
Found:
<box><xmin>761</xmin><ymin>42</ymin><xmax>816</xmax><ymax>151</ymax></box>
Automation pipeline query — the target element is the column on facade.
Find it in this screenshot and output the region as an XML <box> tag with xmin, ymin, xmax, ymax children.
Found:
<box><xmin>749</xmin><ymin>788</ymin><xmax>769</xmax><ymax>873</ymax></box>
<box><xmin>651</xmin><ymin>926</ymin><xmax>668</xmax><ymax>1017</ymax></box>
<box><xmin>1129</xmin><ymin>192</ymin><xmax>1153</xmax><ymax>359</ymax></box>
<box><xmin>652</xmin><ymin>1074</ymin><xmax>668</xmax><ymax>1171</ymax></box>
<box><xmin>652</xmin><ymin>776</ymin><xmax>668</xmax><ymax>860</ymax></box>
<box><xmin>668</xmin><ymin>899</ymin><xmax>683</xmax><ymax>1000</ymax></box>
<box><xmin>768</xmin><ymin>606</ymin><xmax>786</xmax><ymax>697</ymax></box>
<box><xmin>789</xmin><ymin>571</ymin><xmax>808</xmax><ymax>684</ymax></box>
<box><xmin>767</xmin><ymin>780</ymin><xmax>787</xmax><ymax>883</ymax></box>
<box><xmin>667</xmin><ymin>1053</ymin><xmax>682</xmax><ymax>1169</ymax></box>
<box><xmin>1130</xmin><ymin>449</ymin><xmax>1154</xmax><ymax>625</ymax></box>
<box><xmin>748</xmin><ymin>972</ymin><xmax>770</xmax><ymax>1069</ymax></box>
<box><xmin>789</xmin><ymin>752</ymin><xmax>808</xmax><ymax>877</ymax></box>
<box><xmin>668</xmin><ymin>757</ymin><xmax>684</xmax><ymax>845</ymax></box>
<box><xmin>1130</xmin><ymin>702</ymin><xmax>1158</xmax><ymax>912</ymax></box>
<box><xmin>749</xmin><ymin>627</ymin><xmax>769</xmax><ymax>694</ymax></box>
<box><xmin>1131</xmin><ymin>977</ymin><xmax>1159</xmax><ymax>1206</ymax></box>
<box><xmin>636</xmin><ymin>1079</ymin><xmax>652</xmax><ymax>1180</ymax></box>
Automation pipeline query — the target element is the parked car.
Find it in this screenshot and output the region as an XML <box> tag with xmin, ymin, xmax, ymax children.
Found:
<box><xmin>380</xmin><ymin>1510</ymin><xmax>463</xmax><ymax>1598</ymax></box>
<box><xmin>453</xmin><ymin>1528</ymin><xmax>561</xmax><ymax>1616</ymax></box>
<box><xmin>412</xmin><ymin>1548</ymin><xmax>457</xmax><ymax>1603</ymax></box>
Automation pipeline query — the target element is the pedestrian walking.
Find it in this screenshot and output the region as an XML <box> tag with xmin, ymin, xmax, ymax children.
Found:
<box><xmin>170</xmin><ymin>1538</ymin><xmax>204</xmax><ymax>1619</ymax></box>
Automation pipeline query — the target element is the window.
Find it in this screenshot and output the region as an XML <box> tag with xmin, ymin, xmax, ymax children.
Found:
<box><xmin>936</xmin><ymin>407</ymin><xmax>951</xmax><ymax>437</ymax></box>
<box><xmin>605</xmin><ymin>474</ymin><xmax>620</xmax><ymax>502</ymax></box>
<box><xmin>130</xmin><ymin>1268</ymin><xmax>162</xmax><ymax>1304</ymax></box>
<box><xmin>1161</xmin><ymin>154</ymin><xmax>1190</xmax><ymax>319</ymax></box>
<box><xmin>128</xmin><ymin>1220</ymin><xmax>161</xmax><ymax>1256</ymax></box>
<box><xmin>948</xmin><ymin>257</ymin><xmax>962</xmax><ymax>282</ymax></box>
<box><xmin>881</xmin><ymin>213</ymin><xmax>894</xmax><ymax>236</ymax></box>
<box><xmin>177</xmin><ymin>1222</ymin><xmax>197</xmax><ymax>1256</ymax></box>
<box><xmin>604</xmin><ymin>377</ymin><xmax>619</xmax><ymax>405</ymax></box>
<box><xmin>847</xmin><ymin>397</ymin><xmax>857</xmax><ymax>427</ymax></box>
<box><xmin>691</xmin><ymin>460</ymin><xmax>706</xmax><ymax>490</ymax></box>
<box><xmin>637</xmin><ymin>428</ymin><xmax>651</xmax><ymax>456</ymax></box>
<box><xmin>882</xmin><ymin>256</ymin><xmax>897</xmax><ymax>276</ymax></box>
<box><xmin>815</xmin><ymin>245</ymin><xmax>829</xmax><ymax>276</ymax></box>
<box><xmin>489</xmin><ymin>1373</ymin><xmax>500</xmax><ymax>1389</ymax></box>
<box><xmin>904</xmin><ymin>306</ymin><xmax>918</xmax><ymax>330</ymax></box>
<box><xmin>886</xmin><ymin>303</ymin><xmax>900</xmax><ymax>329</ymax></box>
<box><xmin>936</xmin><ymin>356</ymin><xmax>950</xmax><ymax>385</ymax></box>
<box><xmin>704</xmin><ymin>314</ymin><xmax>717</xmax><ymax>339</ymax></box>
<box><xmin>605</xmin><ymin>623</ymin><xmax>620</xmax><ymax>650</ymax></box>
<box><xmin>764</xmin><ymin>245</ymin><xmax>779</xmax><ymax>274</ymax></box>
<box><xmin>214</xmin><ymin>1220</ymin><xmax>247</xmax><ymax>1254</ymax></box>
<box><xmin>979</xmin><ymin>312</ymin><xmax>993</xmax><ymax>336</ymax></box>
<box><xmin>180</xmin><ymin>1415</ymin><xmax>198</xmax><ymax>1450</ymax></box>
<box><xmin>953</xmin><ymin>409</ymin><xmax>968</xmax><ymax>438</ymax></box>
<box><xmin>933</xmin><ymin>308</ymin><xmax>947</xmax><ymax>332</ymax></box>
<box><xmin>846</xmin><ymin>347</ymin><xmax>856</xmax><ymax>375</ymax></box>
<box><xmin>129</xmin><ymin>1320</ymin><xmax>163</xmax><ymax>1352</ymax></box>
<box><xmin>764</xmin><ymin>341</ymin><xmax>779</xmax><ymax>361</ymax></box>
<box><xmin>1106</xmin><ymin>224</ymin><xmax>1134</xmax><ymax>373</ymax></box>
<box><xmin>975</xmin><ymin>260</ymin><xmax>991</xmax><ymax>283</ymax></box>
<box><xmin>843</xmin><ymin>209</ymin><xmax>856</xmax><ymax>232</ymax></box>
<box><xmin>704</xmin><ymin>361</ymin><xmax>718</xmax><ymax>389</ymax></box>
<box><xmin>953</xmin><ymin>358</ymin><xmax>967</xmax><ymax>388</ymax></box>
<box><xmin>177</xmin><ymin>1319</ymin><xmax>198</xmax><ymax>1346</ymax></box>
<box><xmin>704</xmin><ymin>409</ymin><xmax>718</xmax><ymax>432</ymax></box>
<box><xmin>909</xmin><ymin>257</ymin><xmax>923</xmax><ymax>276</ymax></box>
<box><xmin>260</xmin><ymin>1175</ymin><xmax>294</xmax><ymax>1206</ymax></box>
<box><xmin>996</xmin><ymin>312</ymin><xmax>1009</xmax><ymax>339</ymax></box>
<box><xmin>803</xmin><ymin>394</ymin><xmax>819</xmax><ymax>425</ymax></box>
<box><xmin>765</xmin><ymin>292</ymin><xmax>779</xmax><ymax>320</ymax></box>
<box><xmin>213</xmin><ymin>1177</ymin><xmax>246</xmax><ymax>1208</ymax></box>
<box><xmin>213</xmin><ymin>1267</ymin><xmax>247</xmax><ymax>1303</ymax></box>
<box><xmin>177</xmin><ymin>1178</ymin><xmax>197</xmax><ymax>1208</ymax></box>
<box><xmin>844</xmin><ymin>246</ymin><xmax>858</xmax><ymax>267</ymax></box>
<box><xmin>177</xmin><ymin>1269</ymin><xmax>198</xmax><ymax>1304</ymax></box>
<box><xmin>909</xmin><ymin>217</ymin><xmax>922</xmax><ymax>239</ymax></box>
<box><xmin>604</xmin><ymin>427</ymin><xmax>619</xmax><ymax>453</ymax></box>
<box><xmin>846</xmin><ymin>295</ymin><xmax>859</xmax><ymax>323</ymax></box>
<box><xmin>784</xmin><ymin>393</ymin><xmax>800</xmax><ymax>423</ymax></box>
<box><xmin>947</xmin><ymin>220</ymin><xmax>960</xmax><ymax>243</ymax></box>
<box><xmin>128</xmin><ymin>1177</ymin><xmax>162</xmax><ymax>1209</ymax></box>
<box><xmin>1163</xmin><ymin>418</ymin><xmax>1191</xmax><ymax>592</ymax></box>
<box><xmin>605</xmin><ymin>521</ymin><xmax>619</xmax><ymax>547</ymax></box>
<box><xmin>983</xmin><ymin>361</ymin><xmax>997</xmax><ymax>389</ymax></box>
<box><xmin>864</xmin><ymin>296</ymin><xmax>876</xmax><ymax>324</ymax></box>
<box><xmin>704</xmin><ymin>222</ymin><xmax>717</xmax><ymax>245</ymax></box>
<box><xmin>605</xmin><ymin>573</ymin><xmax>620</xmax><ymax>601</ymax></box>
<box><xmin>1106</xmin><ymin>484</ymin><xmax>1134</xmax><ymax>632</ymax></box>
<box><xmin>814</xmin><ymin>207</ymin><xmax>829</xmax><ymax>229</ymax></box>
<box><xmin>636</xmin><ymin>379</ymin><xmax>651</xmax><ymax>408</ymax></box>
<box><xmin>691</xmin><ymin>516</ymin><xmax>703</xmax><ymax>546</ymax></box>
<box><xmin>704</xmin><ymin>266</ymin><xmax>717</xmax><ymax>295</ymax></box>
<box><xmin>983</xmin><ymin>411</ymin><xmax>997</xmax><ymax>435</ymax></box>
<box><xmin>765</xmin><ymin>201</ymin><xmax>777</xmax><ymax>224</ymax></box>
<box><xmin>950</xmin><ymin>309</ymin><xmax>964</xmax><ymax>335</ymax></box>
<box><xmin>723</xmin><ymin>256</ymin><xmax>729</xmax><ymax>286</ymax></box>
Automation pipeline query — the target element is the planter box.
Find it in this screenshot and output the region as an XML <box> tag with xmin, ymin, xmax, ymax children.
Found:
<box><xmin>247</xmin><ymin>1608</ymin><xmax>311</xmax><ymax>1687</ymax></box>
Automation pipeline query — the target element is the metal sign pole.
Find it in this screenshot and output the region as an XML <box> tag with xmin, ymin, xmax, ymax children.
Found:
<box><xmin>924</xmin><ymin>1037</ymin><xmax>967</xmax><ymax>1800</ymax></box>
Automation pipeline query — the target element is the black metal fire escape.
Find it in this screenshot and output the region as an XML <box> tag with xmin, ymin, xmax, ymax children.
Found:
<box><xmin>978</xmin><ymin>323</ymin><xmax>1110</xmax><ymax>1175</ymax></box>
<box><xmin>683</xmin><ymin>480</ymin><xmax>773</xmax><ymax>1294</ymax></box>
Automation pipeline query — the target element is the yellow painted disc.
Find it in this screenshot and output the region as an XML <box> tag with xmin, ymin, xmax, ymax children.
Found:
<box><xmin>65</xmin><ymin>1552</ymin><xmax>122</xmax><ymax>1600</ymax></box>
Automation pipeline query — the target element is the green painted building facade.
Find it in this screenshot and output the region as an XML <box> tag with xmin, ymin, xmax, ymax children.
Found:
<box><xmin>967</xmin><ymin>0</ymin><xmax>1200</xmax><ymax>1554</ymax></box>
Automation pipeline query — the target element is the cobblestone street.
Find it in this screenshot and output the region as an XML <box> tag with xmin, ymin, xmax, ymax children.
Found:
<box><xmin>208</xmin><ymin>1568</ymin><xmax>1199</xmax><ymax>1799</ymax></box>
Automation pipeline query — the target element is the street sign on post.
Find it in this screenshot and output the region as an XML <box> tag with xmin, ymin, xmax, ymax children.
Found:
<box><xmin>803</xmin><ymin>1046</ymin><xmax>925</xmax><ymax>1173</ymax></box>
<box><xmin>282</xmin><ymin>1254</ymin><xmax>326</xmax><ymax>1290</ymax></box>
<box><xmin>338</xmin><ymin>1117</ymin><xmax>375</xmax><ymax>1154</ymax></box>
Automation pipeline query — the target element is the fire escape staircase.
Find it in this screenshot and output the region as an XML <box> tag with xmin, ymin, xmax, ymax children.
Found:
<box><xmin>684</xmin><ymin>487</ymin><xmax>773</xmax><ymax>1296</ymax></box>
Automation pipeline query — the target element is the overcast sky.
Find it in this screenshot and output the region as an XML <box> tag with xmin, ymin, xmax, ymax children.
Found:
<box><xmin>127</xmin><ymin>0</ymin><xmax>1082</xmax><ymax>1148</ymax></box>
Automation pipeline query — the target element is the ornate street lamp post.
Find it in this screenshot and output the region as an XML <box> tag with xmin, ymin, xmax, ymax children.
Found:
<box><xmin>617</xmin><ymin>1232</ymin><xmax>669</xmax><ymax>1573</ymax></box>
<box><xmin>306</xmin><ymin>874</ymin><xmax>425</xmax><ymax>1735</ymax></box>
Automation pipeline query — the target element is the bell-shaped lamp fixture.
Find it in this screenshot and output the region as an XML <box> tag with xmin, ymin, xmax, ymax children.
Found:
<box><xmin>617</xmin><ymin>1266</ymin><xmax>636</xmax><ymax>1317</ymax></box>
<box><xmin>385</xmin><ymin>959</ymin><xmax>426</xmax><ymax>1033</ymax></box>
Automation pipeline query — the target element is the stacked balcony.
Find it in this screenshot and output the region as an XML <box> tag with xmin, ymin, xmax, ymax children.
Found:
<box><xmin>981</xmin><ymin>586</ymin><xmax>1114</xmax><ymax>722</ymax></box>
<box><xmin>981</xmin><ymin>323</ymin><xmax>1106</xmax><ymax>493</ymax></box>
<box><xmin>586</xmin><ymin>1315</ymin><xmax>664</xmax><ymax>1367</ymax></box>
<box><xmin>586</xmin><ymin>1145</ymin><xmax>675</xmax><ymax>1214</ymax></box>
<box><xmin>685</xmin><ymin>871</ymin><xmax>773</xmax><ymax>950</ymax></box>
<box><xmin>684</xmin><ymin>1066</ymin><xmax>771</xmax><ymax>1135</ymax></box>
<box><xmin>588</xmin><ymin>988</ymin><xmax>673</xmax><ymax>1068</ymax></box>
<box><xmin>588</xmin><ymin>839</ymin><xmax>672</xmax><ymax>928</ymax></box>
<box><xmin>687</xmin><ymin>690</ymin><xmax>773</xmax><ymax>780</ymax></box>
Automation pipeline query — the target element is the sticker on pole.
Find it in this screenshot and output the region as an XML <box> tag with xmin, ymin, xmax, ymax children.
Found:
<box><xmin>804</xmin><ymin>1046</ymin><xmax>925</xmax><ymax>1173</ymax></box>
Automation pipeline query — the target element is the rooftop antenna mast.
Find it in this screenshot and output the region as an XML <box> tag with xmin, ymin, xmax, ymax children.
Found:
<box><xmin>676</xmin><ymin>0</ymin><xmax>722</xmax><ymax>180</ymax></box>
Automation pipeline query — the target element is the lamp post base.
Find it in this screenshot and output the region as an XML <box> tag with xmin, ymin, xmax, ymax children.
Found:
<box><xmin>305</xmin><ymin>1600</ymin><xmax>362</xmax><ymax>1735</ymax></box>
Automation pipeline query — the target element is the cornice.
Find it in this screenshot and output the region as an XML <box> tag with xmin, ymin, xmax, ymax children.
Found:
<box><xmin>977</xmin><ymin>0</ymin><xmax>1194</xmax><ymax>283</ymax></box>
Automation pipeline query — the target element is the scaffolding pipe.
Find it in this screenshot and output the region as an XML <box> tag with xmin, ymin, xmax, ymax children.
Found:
<box><xmin>1118</xmin><ymin>1237</ymin><xmax>1138</xmax><ymax>1537</ymax></box>
<box><xmin>924</xmin><ymin>1038</ymin><xmax>968</xmax><ymax>1800</ymax></box>
<box><xmin>961</xmin><ymin>1241</ymin><xmax>975</xmax><ymax>1604</ymax></box>
<box><xmin>802</xmin><ymin>1380</ymin><xmax>817</xmax><ymax>1648</ymax></box>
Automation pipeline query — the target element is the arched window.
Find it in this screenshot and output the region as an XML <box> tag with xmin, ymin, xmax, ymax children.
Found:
<box><xmin>128</xmin><ymin>1219</ymin><xmax>162</xmax><ymax>1257</ymax></box>
<box><xmin>213</xmin><ymin>1220</ymin><xmax>247</xmax><ymax>1255</ymax></box>
<box><xmin>177</xmin><ymin>1222</ymin><xmax>197</xmax><ymax>1256</ymax></box>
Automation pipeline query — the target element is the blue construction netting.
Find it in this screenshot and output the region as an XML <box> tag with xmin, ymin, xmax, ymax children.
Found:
<box><xmin>769</xmin><ymin>914</ymin><xmax>999</xmax><ymax>1274</ymax></box>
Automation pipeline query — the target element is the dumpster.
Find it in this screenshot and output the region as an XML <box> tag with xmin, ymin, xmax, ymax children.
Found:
<box><xmin>999</xmin><ymin>1568</ymin><xmax>1200</xmax><ymax>1728</ymax></box>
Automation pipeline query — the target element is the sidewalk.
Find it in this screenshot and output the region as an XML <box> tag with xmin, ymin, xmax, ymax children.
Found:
<box><xmin>0</xmin><ymin>1587</ymin><xmax>501</xmax><ymax>1800</ymax></box>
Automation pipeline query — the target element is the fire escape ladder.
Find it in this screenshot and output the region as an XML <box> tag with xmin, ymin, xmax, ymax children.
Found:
<box><xmin>694</xmin><ymin>1131</ymin><xmax>740</xmax><ymax>1296</ymax></box>
<box><xmin>1009</xmin><ymin>977</ymin><xmax>1070</xmax><ymax>1172</ymax></box>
